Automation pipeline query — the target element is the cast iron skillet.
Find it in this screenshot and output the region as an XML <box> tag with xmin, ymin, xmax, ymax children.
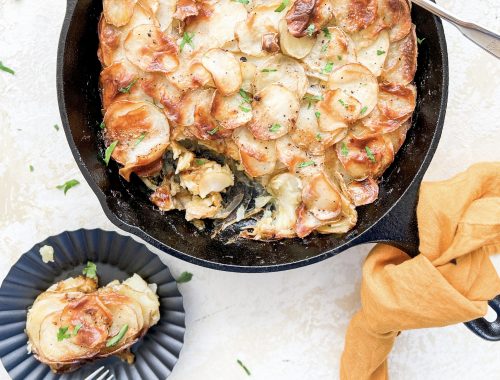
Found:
<box><xmin>57</xmin><ymin>0</ymin><xmax>499</xmax><ymax>340</ymax></box>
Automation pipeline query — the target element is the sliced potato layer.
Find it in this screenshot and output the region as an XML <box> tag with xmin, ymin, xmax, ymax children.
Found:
<box><xmin>328</xmin><ymin>63</ymin><xmax>379</xmax><ymax>116</ymax></box>
<box><xmin>103</xmin><ymin>100</ymin><xmax>170</xmax><ymax>180</ymax></box>
<box><xmin>233</xmin><ymin>127</ymin><xmax>277</xmax><ymax>177</ymax></box>
<box><xmin>202</xmin><ymin>49</ymin><xmax>242</xmax><ymax>96</ymax></box>
<box><xmin>248</xmin><ymin>84</ymin><xmax>300</xmax><ymax>140</ymax></box>
<box><xmin>125</xmin><ymin>25</ymin><xmax>179</xmax><ymax>73</ymax></box>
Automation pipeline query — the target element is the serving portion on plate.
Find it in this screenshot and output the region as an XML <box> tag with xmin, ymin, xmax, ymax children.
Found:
<box><xmin>27</xmin><ymin>267</ymin><xmax>160</xmax><ymax>374</ymax></box>
<box><xmin>98</xmin><ymin>0</ymin><xmax>417</xmax><ymax>240</ymax></box>
<box><xmin>0</xmin><ymin>229</ymin><xmax>185</xmax><ymax>380</ymax></box>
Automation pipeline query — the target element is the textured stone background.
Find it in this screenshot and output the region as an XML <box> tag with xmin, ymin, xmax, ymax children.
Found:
<box><xmin>0</xmin><ymin>0</ymin><xmax>499</xmax><ymax>379</ymax></box>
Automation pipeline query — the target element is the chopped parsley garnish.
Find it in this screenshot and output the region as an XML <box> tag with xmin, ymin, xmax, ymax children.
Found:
<box><xmin>274</xmin><ymin>0</ymin><xmax>289</xmax><ymax>12</ymax></box>
<box><xmin>320</xmin><ymin>43</ymin><xmax>329</xmax><ymax>53</ymax></box>
<box><xmin>179</xmin><ymin>32</ymin><xmax>195</xmax><ymax>52</ymax></box>
<box><xmin>104</xmin><ymin>140</ymin><xmax>118</xmax><ymax>165</ymax></box>
<box><xmin>303</xmin><ymin>94</ymin><xmax>323</xmax><ymax>108</ymax></box>
<box><xmin>207</xmin><ymin>126</ymin><xmax>219</xmax><ymax>135</ymax></box>
<box><xmin>322</xmin><ymin>62</ymin><xmax>334</xmax><ymax>74</ymax></box>
<box><xmin>315</xmin><ymin>111</ymin><xmax>321</xmax><ymax>119</ymax></box>
<box><xmin>56</xmin><ymin>179</ymin><xmax>80</xmax><ymax>195</ymax></box>
<box><xmin>376</xmin><ymin>49</ymin><xmax>386</xmax><ymax>56</ymax></box>
<box><xmin>316</xmin><ymin>133</ymin><xmax>322</xmax><ymax>141</ymax></box>
<box><xmin>269</xmin><ymin>123</ymin><xmax>281</xmax><ymax>132</ymax></box>
<box><xmin>176</xmin><ymin>271</ymin><xmax>193</xmax><ymax>283</ymax></box>
<box><xmin>337</xmin><ymin>55</ymin><xmax>342</xmax><ymax>61</ymax></box>
<box><xmin>0</xmin><ymin>61</ymin><xmax>14</xmax><ymax>75</ymax></box>
<box><xmin>360</xmin><ymin>106</ymin><xmax>368</xmax><ymax>115</ymax></box>
<box><xmin>417</xmin><ymin>37</ymin><xmax>425</xmax><ymax>45</ymax></box>
<box><xmin>57</xmin><ymin>327</ymin><xmax>71</xmax><ymax>342</ymax></box>
<box><xmin>341</xmin><ymin>142</ymin><xmax>349</xmax><ymax>156</ymax></box>
<box><xmin>106</xmin><ymin>324</ymin><xmax>129</xmax><ymax>347</ymax></box>
<box><xmin>29</xmin><ymin>165</ymin><xmax>34</xmax><ymax>172</ymax></box>
<box><xmin>261</xmin><ymin>68</ymin><xmax>278</xmax><ymax>73</ymax></box>
<box><xmin>100</xmin><ymin>121</ymin><xmax>106</xmax><ymax>130</ymax></box>
<box><xmin>73</xmin><ymin>324</ymin><xmax>83</xmax><ymax>336</ymax></box>
<box><xmin>365</xmin><ymin>146</ymin><xmax>376</xmax><ymax>162</ymax></box>
<box><xmin>195</xmin><ymin>159</ymin><xmax>206</xmax><ymax>166</ymax></box>
<box><xmin>297</xmin><ymin>161</ymin><xmax>315</xmax><ymax>168</ymax></box>
<box><xmin>237</xmin><ymin>359</ymin><xmax>251</xmax><ymax>376</ymax></box>
<box><xmin>82</xmin><ymin>261</ymin><xmax>97</xmax><ymax>279</ymax></box>
<box><xmin>338</xmin><ymin>99</ymin><xmax>348</xmax><ymax>108</ymax></box>
<box><xmin>322</xmin><ymin>28</ymin><xmax>332</xmax><ymax>40</ymax></box>
<box><xmin>239</xmin><ymin>89</ymin><xmax>252</xmax><ymax>112</ymax></box>
<box><xmin>53</xmin><ymin>124</ymin><xmax>60</xmax><ymax>131</ymax></box>
<box><xmin>135</xmin><ymin>132</ymin><xmax>147</xmax><ymax>146</ymax></box>
<box><xmin>305</xmin><ymin>24</ymin><xmax>315</xmax><ymax>37</ymax></box>
<box><xmin>118</xmin><ymin>78</ymin><xmax>138</xmax><ymax>94</ymax></box>
<box><xmin>232</xmin><ymin>0</ymin><xmax>249</xmax><ymax>3</ymax></box>
<box><xmin>239</xmin><ymin>89</ymin><xmax>252</xmax><ymax>103</ymax></box>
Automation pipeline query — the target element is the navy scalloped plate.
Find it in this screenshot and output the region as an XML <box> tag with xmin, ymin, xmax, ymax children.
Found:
<box><xmin>0</xmin><ymin>229</ymin><xmax>185</xmax><ymax>380</ymax></box>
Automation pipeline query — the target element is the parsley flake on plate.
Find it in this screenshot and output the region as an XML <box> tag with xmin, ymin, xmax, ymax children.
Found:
<box><xmin>176</xmin><ymin>271</ymin><xmax>193</xmax><ymax>283</ymax></box>
<box><xmin>322</xmin><ymin>62</ymin><xmax>334</xmax><ymax>74</ymax></box>
<box><xmin>135</xmin><ymin>132</ymin><xmax>147</xmax><ymax>146</ymax></box>
<box><xmin>315</xmin><ymin>111</ymin><xmax>321</xmax><ymax>119</ymax></box>
<box><xmin>57</xmin><ymin>327</ymin><xmax>71</xmax><ymax>342</ymax></box>
<box><xmin>53</xmin><ymin>124</ymin><xmax>60</xmax><ymax>131</ymax></box>
<box><xmin>360</xmin><ymin>106</ymin><xmax>368</xmax><ymax>115</ymax></box>
<box><xmin>56</xmin><ymin>179</ymin><xmax>80</xmax><ymax>195</ymax></box>
<box><xmin>376</xmin><ymin>49</ymin><xmax>386</xmax><ymax>56</ymax></box>
<box><xmin>261</xmin><ymin>68</ymin><xmax>278</xmax><ymax>73</ymax></box>
<box><xmin>73</xmin><ymin>324</ymin><xmax>83</xmax><ymax>336</ymax></box>
<box><xmin>305</xmin><ymin>24</ymin><xmax>315</xmax><ymax>37</ymax></box>
<box><xmin>106</xmin><ymin>324</ymin><xmax>129</xmax><ymax>347</ymax></box>
<box><xmin>82</xmin><ymin>261</ymin><xmax>97</xmax><ymax>279</ymax></box>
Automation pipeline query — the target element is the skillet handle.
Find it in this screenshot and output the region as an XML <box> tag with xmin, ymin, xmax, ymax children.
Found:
<box><xmin>66</xmin><ymin>0</ymin><xmax>78</xmax><ymax>17</ymax></box>
<box><xmin>464</xmin><ymin>296</ymin><xmax>500</xmax><ymax>340</ymax></box>
<box><xmin>356</xmin><ymin>176</ymin><xmax>500</xmax><ymax>340</ymax></box>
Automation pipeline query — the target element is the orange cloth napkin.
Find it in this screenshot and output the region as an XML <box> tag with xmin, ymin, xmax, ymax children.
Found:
<box><xmin>341</xmin><ymin>162</ymin><xmax>500</xmax><ymax>380</ymax></box>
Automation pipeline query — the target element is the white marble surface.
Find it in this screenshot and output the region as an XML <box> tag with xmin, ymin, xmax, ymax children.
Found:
<box><xmin>0</xmin><ymin>0</ymin><xmax>499</xmax><ymax>379</ymax></box>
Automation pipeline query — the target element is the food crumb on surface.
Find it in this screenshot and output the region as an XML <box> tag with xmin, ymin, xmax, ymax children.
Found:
<box><xmin>39</xmin><ymin>245</ymin><xmax>54</xmax><ymax>263</ymax></box>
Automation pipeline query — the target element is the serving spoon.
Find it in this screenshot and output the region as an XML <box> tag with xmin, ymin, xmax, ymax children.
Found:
<box><xmin>411</xmin><ymin>0</ymin><xmax>500</xmax><ymax>59</ymax></box>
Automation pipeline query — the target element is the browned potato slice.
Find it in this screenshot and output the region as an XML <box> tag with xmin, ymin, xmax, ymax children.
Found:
<box><xmin>248</xmin><ymin>84</ymin><xmax>300</xmax><ymax>140</ymax></box>
<box><xmin>380</xmin><ymin>0</ymin><xmax>412</xmax><ymax>42</ymax></box>
<box><xmin>279</xmin><ymin>19</ymin><xmax>315</xmax><ymax>59</ymax></box>
<box><xmin>381</xmin><ymin>24</ymin><xmax>417</xmax><ymax>85</ymax></box>
<box><xmin>233</xmin><ymin>127</ymin><xmax>277</xmax><ymax>177</ymax></box>
<box><xmin>347</xmin><ymin>177</ymin><xmax>379</xmax><ymax>206</ymax></box>
<box><xmin>328</xmin><ymin>63</ymin><xmax>379</xmax><ymax>116</ymax></box>
<box><xmin>276</xmin><ymin>136</ymin><xmax>324</xmax><ymax>177</ymax></box>
<box><xmin>103</xmin><ymin>100</ymin><xmax>170</xmax><ymax>180</ymax></box>
<box><xmin>99</xmin><ymin>61</ymin><xmax>139</xmax><ymax>110</ymax></box>
<box><xmin>253</xmin><ymin>54</ymin><xmax>309</xmax><ymax>98</ymax></box>
<box><xmin>155</xmin><ymin>0</ymin><xmax>177</xmax><ymax>30</ymax></box>
<box><xmin>316</xmin><ymin>89</ymin><xmax>361</xmax><ymax>141</ymax></box>
<box><xmin>212</xmin><ymin>90</ymin><xmax>253</xmax><ymax>130</ymax></box>
<box><xmin>330</xmin><ymin>0</ymin><xmax>377</xmax><ymax>33</ymax></box>
<box><xmin>201</xmin><ymin>49</ymin><xmax>242</xmax><ymax>96</ymax></box>
<box><xmin>363</xmin><ymin>83</ymin><xmax>416</xmax><ymax>133</ymax></box>
<box><xmin>290</xmin><ymin>103</ymin><xmax>344</xmax><ymax>155</ymax></box>
<box><xmin>98</xmin><ymin>6</ymin><xmax>158</xmax><ymax>67</ymax></box>
<box><xmin>335</xmin><ymin>133</ymin><xmax>395</xmax><ymax>180</ymax></box>
<box><xmin>303</xmin><ymin>27</ymin><xmax>357</xmax><ymax>74</ymax></box>
<box><xmin>103</xmin><ymin>0</ymin><xmax>138</xmax><ymax>27</ymax></box>
<box><xmin>316</xmin><ymin>192</ymin><xmax>357</xmax><ymax>234</ymax></box>
<box><xmin>355</xmin><ymin>29</ymin><xmax>390</xmax><ymax>76</ymax></box>
<box><xmin>236</xmin><ymin>3</ymin><xmax>284</xmax><ymax>57</ymax></box>
<box><xmin>295</xmin><ymin>172</ymin><xmax>343</xmax><ymax>237</ymax></box>
<box><xmin>285</xmin><ymin>0</ymin><xmax>333</xmax><ymax>37</ymax></box>
<box><xmin>125</xmin><ymin>25</ymin><xmax>179</xmax><ymax>73</ymax></box>
<box><xmin>166</xmin><ymin>60</ymin><xmax>213</xmax><ymax>91</ymax></box>
<box><xmin>187</xmin><ymin>0</ymin><xmax>248</xmax><ymax>53</ymax></box>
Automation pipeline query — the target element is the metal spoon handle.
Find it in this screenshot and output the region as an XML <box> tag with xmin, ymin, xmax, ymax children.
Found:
<box><xmin>411</xmin><ymin>0</ymin><xmax>500</xmax><ymax>59</ymax></box>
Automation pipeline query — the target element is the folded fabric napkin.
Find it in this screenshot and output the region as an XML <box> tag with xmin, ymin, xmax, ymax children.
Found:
<box><xmin>341</xmin><ymin>162</ymin><xmax>500</xmax><ymax>380</ymax></box>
